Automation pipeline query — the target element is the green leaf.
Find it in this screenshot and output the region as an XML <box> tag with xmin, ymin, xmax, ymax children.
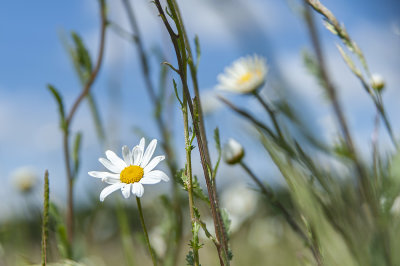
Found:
<box><xmin>186</xmin><ymin>251</ymin><xmax>195</xmax><ymax>266</ymax></box>
<box><xmin>336</xmin><ymin>44</ymin><xmax>362</xmax><ymax>78</ymax></box>
<box><xmin>212</xmin><ymin>127</ymin><xmax>221</xmax><ymax>180</ymax></box>
<box><xmin>173</xmin><ymin>79</ymin><xmax>183</xmax><ymax>107</ymax></box>
<box><xmin>72</xmin><ymin>132</ymin><xmax>82</xmax><ymax>179</ymax></box>
<box><xmin>49</xmin><ymin>202</ymin><xmax>72</xmax><ymax>259</ymax></box>
<box><xmin>71</xmin><ymin>32</ymin><xmax>93</xmax><ymax>77</ymax></box>
<box><xmin>194</xmin><ymin>35</ymin><xmax>201</xmax><ymax>70</ymax></box>
<box><xmin>220</xmin><ymin>208</ymin><xmax>231</xmax><ymax>239</ymax></box>
<box><xmin>47</xmin><ymin>84</ymin><xmax>67</xmax><ymax>132</ymax></box>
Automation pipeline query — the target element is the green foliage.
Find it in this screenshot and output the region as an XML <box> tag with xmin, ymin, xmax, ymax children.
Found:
<box><xmin>179</xmin><ymin>168</ymin><xmax>210</xmax><ymax>204</ymax></box>
<box><xmin>194</xmin><ymin>35</ymin><xmax>201</xmax><ymax>70</ymax></box>
<box><xmin>49</xmin><ymin>203</ymin><xmax>72</xmax><ymax>259</ymax></box>
<box><xmin>212</xmin><ymin>128</ymin><xmax>221</xmax><ymax>180</ymax></box>
<box><xmin>72</xmin><ymin>132</ymin><xmax>82</xmax><ymax>179</ymax></box>
<box><xmin>41</xmin><ymin>170</ymin><xmax>49</xmax><ymax>266</ymax></box>
<box><xmin>185</xmin><ymin>251</ymin><xmax>195</xmax><ymax>266</ymax></box>
<box><xmin>70</xmin><ymin>32</ymin><xmax>93</xmax><ymax>81</ymax></box>
<box><xmin>47</xmin><ymin>84</ymin><xmax>67</xmax><ymax>132</ymax></box>
<box><xmin>173</xmin><ymin>79</ymin><xmax>183</xmax><ymax>107</ymax></box>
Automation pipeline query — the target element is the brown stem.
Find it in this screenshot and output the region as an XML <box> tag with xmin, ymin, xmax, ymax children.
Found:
<box><xmin>153</xmin><ymin>1</ymin><xmax>229</xmax><ymax>264</ymax></box>
<box><xmin>63</xmin><ymin>0</ymin><xmax>107</xmax><ymax>244</ymax></box>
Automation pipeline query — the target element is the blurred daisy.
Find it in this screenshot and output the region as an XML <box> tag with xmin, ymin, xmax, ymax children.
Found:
<box><xmin>11</xmin><ymin>166</ymin><xmax>38</xmax><ymax>194</ymax></box>
<box><xmin>89</xmin><ymin>138</ymin><xmax>169</xmax><ymax>201</ymax></box>
<box><xmin>200</xmin><ymin>89</ymin><xmax>222</xmax><ymax>116</ymax></box>
<box><xmin>216</xmin><ymin>54</ymin><xmax>268</xmax><ymax>94</ymax></box>
<box><xmin>221</xmin><ymin>184</ymin><xmax>258</xmax><ymax>233</ymax></box>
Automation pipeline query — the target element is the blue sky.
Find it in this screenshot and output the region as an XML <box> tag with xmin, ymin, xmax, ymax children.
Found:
<box><xmin>0</xmin><ymin>0</ymin><xmax>399</xmax><ymax>218</ymax></box>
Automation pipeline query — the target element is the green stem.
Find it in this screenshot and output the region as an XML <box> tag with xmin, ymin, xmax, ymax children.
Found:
<box><xmin>182</xmin><ymin>84</ymin><xmax>200</xmax><ymax>266</ymax></box>
<box><xmin>41</xmin><ymin>170</ymin><xmax>50</xmax><ymax>266</ymax></box>
<box><xmin>253</xmin><ymin>92</ymin><xmax>283</xmax><ymax>140</ymax></box>
<box><xmin>136</xmin><ymin>197</ymin><xmax>157</xmax><ymax>266</ymax></box>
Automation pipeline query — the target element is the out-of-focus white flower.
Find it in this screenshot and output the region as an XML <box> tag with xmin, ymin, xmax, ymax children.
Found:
<box><xmin>200</xmin><ymin>90</ymin><xmax>222</xmax><ymax>116</ymax></box>
<box><xmin>221</xmin><ymin>185</ymin><xmax>258</xmax><ymax>233</ymax></box>
<box><xmin>216</xmin><ymin>54</ymin><xmax>268</xmax><ymax>94</ymax></box>
<box><xmin>149</xmin><ymin>226</ymin><xmax>166</xmax><ymax>257</ymax></box>
<box><xmin>390</xmin><ymin>196</ymin><xmax>400</xmax><ymax>215</ymax></box>
<box><xmin>223</xmin><ymin>138</ymin><xmax>245</xmax><ymax>165</ymax></box>
<box><xmin>370</xmin><ymin>73</ymin><xmax>385</xmax><ymax>91</ymax></box>
<box><xmin>89</xmin><ymin>138</ymin><xmax>169</xmax><ymax>201</ymax></box>
<box><xmin>11</xmin><ymin>166</ymin><xmax>38</xmax><ymax>194</ymax></box>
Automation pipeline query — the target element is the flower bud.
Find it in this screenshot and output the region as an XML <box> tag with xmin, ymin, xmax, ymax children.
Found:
<box><xmin>223</xmin><ymin>138</ymin><xmax>245</xmax><ymax>165</ymax></box>
<box><xmin>371</xmin><ymin>74</ymin><xmax>385</xmax><ymax>92</ymax></box>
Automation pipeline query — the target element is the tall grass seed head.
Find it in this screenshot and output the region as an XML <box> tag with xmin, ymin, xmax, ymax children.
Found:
<box><xmin>223</xmin><ymin>138</ymin><xmax>245</xmax><ymax>165</ymax></box>
<box><xmin>89</xmin><ymin>138</ymin><xmax>169</xmax><ymax>201</ymax></box>
<box><xmin>216</xmin><ymin>54</ymin><xmax>268</xmax><ymax>94</ymax></box>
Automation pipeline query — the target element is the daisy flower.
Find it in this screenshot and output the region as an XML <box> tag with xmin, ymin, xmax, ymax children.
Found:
<box><xmin>89</xmin><ymin>138</ymin><xmax>169</xmax><ymax>201</ymax></box>
<box><xmin>216</xmin><ymin>54</ymin><xmax>268</xmax><ymax>94</ymax></box>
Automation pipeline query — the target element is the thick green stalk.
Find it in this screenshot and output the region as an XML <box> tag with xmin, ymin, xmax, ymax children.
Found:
<box><xmin>41</xmin><ymin>170</ymin><xmax>50</xmax><ymax>266</ymax></box>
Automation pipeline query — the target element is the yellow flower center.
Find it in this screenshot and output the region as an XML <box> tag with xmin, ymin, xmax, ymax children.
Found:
<box><xmin>120</xmin><ymin>165</ymin><xmax>144</xmax><ymax>184</ymax></box>
<box><xmin>237</xmin><ymin>72</ymin><xmax>253</xmax><ymax>85</ymax></box>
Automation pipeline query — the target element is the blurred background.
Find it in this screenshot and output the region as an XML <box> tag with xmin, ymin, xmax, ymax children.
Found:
<box><xmin>0</xmin><ymin>0</ymin><xmax>399</xmax><ymax>265</ymax></box>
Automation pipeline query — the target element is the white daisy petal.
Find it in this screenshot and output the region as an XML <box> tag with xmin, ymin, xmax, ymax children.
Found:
<box><xmin>99</xmin><ymin>183</ymin><xmax>124</xmax><ymax>202</ymax></box>
<box><xmin>139</xmin><ymin>138</ymin><xmax>145</xmax><ymax>152</ymax></box>
<box><xmin>99</xmin><ymin>158</ymin><xmax>122</xmax><ymax>173</ymax></box>
<box><xmin>106</xmin><ymin>150</ymin><xmax>127</xmax><ymax>169</ymax></box>
<box><xmin>132</xmin><ymin>146</ymin><xmax>143</xmax><ymax>166</ymax></box>
<box><xmin>104</xmin><ymin>178</ymin><xmax>120</xmax><ymax>184</ymax></box>
<box><xmin>88</xmin><ymin>171</ymin><xmax>120</xmax><ymax>180</ymax></box>
<box><xmin>122</xmin><ymin>146</ymin><xmax>132</xmax><ymax>166</ymax></box>
<box><xmin>132</xmin><ymin>182</ymin><xmax>144</xmax><ymax>198</ymax></box>
<box><xmin>144</xmin><ymin>155</ymin><xmax>165</xmax><ymax>174</ymax></box>
<box><xmin>91</xmin><ymin>139</ymin><xmax>169</xmax><ymax>202</ymax></box>
<box><xmin>141</xmin><ymin>139</ymin><xmax>157</xmax><ymax>168</ymax></box>
<box><xmin>143</xmin><ymin>170</ymin><xmax>169</xmax><ymax>182</ymax></box>
<box><xmin>121</xmin><ymin>184</ymin><xmax>131</xmax><ymax>198</ymax></box>
<box><xmin>216</xmin><ymin>54</ymin><xmax>268</xmax><ymax>94</ymax></box>
<box><xmin>140</xmin><ymin>177</ymin><xmax>162</xmax><ymax>184</ymax></box>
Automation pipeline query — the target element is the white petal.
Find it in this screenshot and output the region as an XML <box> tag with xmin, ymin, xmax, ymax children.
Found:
<box><xmin>144</xmin><ymin>155</ymin><xmax>165</xmax><ymax>174</ymax></box>
<box><xmin>121</xmin><ymin>184</ymin><xmax>131</xmax><ymax>198</ymax></box>
<box><xmin>132</xmin><ymin>146</ymin><xmax>143</xmax><ymax>166</ymax></box>
<box><xmin>141</xmin><ymin>139</ymin><xmax>157</xmax><ymax>168</ymax></box>
<box><xmin>138</xmin><ymin>138</ymin><xmax>145</xmax><ymax>153</ymax></box>
<box><xmin>106</xmin><ymin>150</ymin><xmax>127</xmax><ymax>169</ymax></box>
<box><xmin>99</xmin><ymin>158</ymin><xmax>122</xmax><ymax>173</ymax></box>
<box><xmin>88</xmin><ymin>171</ymin><xmax>119</xmax><ymax>179</ymax></box>
<box><xmin>140</xmin><ymin>176</ymin><xmax>162</xmax><ymax>185</ymax></box>
<box><xmin>99</xmin><ymin>183</ymin><xmax>124</xmax><ymax>202</ymax></box>
<box><xmin>122</xmin><ymin>146</ymin><xmax>132</xmax><ymax>166</ymax></box>
<box><xmin>132</xmin><ymin>182</ymin><xmax>144</xmax><ymax>197</ymax></box>
<box><xmin>143</xmin><ymin>170</ymin><xmax>169</xmax><ymax>182</ymax></box>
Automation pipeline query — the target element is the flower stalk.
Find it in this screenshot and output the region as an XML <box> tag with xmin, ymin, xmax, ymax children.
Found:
<box><xmin>119</xmin><ymin>1</ymin><xmax>183</xmax><ymax>263</ymax></box>
<box><xmin>56</xmin><ymin>0</ymin><xmax>107</xmax><ymax>245</ymax></box>
<box><xmin>136</xmin><ymin>197</ymin><xmax>158</xmax><ymax>266</ymax></box>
